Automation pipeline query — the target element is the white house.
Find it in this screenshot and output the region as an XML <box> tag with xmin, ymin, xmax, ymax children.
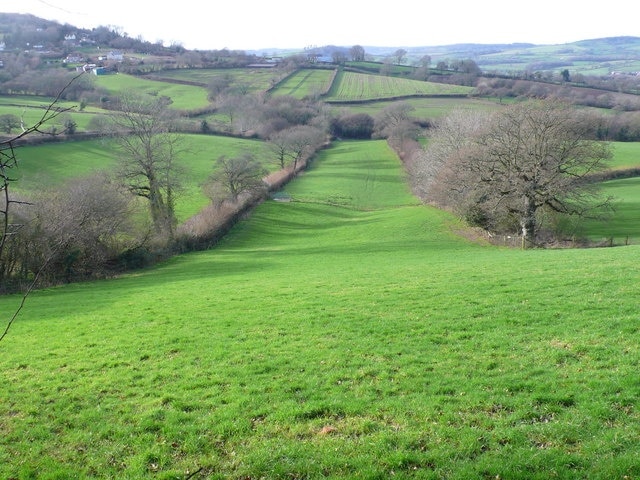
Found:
<box><xmin>107</xmin><ymin>51</ymin><xmax>124</xmax><ymax>62</ymax></box>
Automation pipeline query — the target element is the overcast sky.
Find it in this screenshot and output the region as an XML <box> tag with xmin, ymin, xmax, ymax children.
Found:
<box><xmin>6</xmin><ymin>0</ymin><xmax>639</xmax><ymax>51</ymax></box>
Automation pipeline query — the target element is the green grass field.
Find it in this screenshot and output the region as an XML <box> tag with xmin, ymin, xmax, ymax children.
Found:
<box><xmin>94</xmin><ymin>74</ymin><xmax>211</xmax><ymax>111</ymax></box>
<box><xmin>1</xmin><ymin>140</ymin><xmax>639</xmax><ymax>479</ymax></box>
<box><xmin>12</xmin><ymin>135</ymin><xmax>274</xmax><ymax>222</ymax></box>
<box><xmin>345</xmin><ymin>61</ymin><xmax>417</xmax><ymax>76</ymax></box>
<box><xmin>573</xmin><ymin>142</ymin><xmax>640</xmax><ymax>244</ymax></box>
<box><xmin>582</xmin><ymin>176</ymin><xmax>640</xmax><ymax>243</ymax></box>
<box><xmin>148</xmin><ymin>68</ymin><xmax>283</xmax><ymax>94</ymax></box>
<box><xmin>271</xmin><ymin>69</ymin><xmax>335</xmax><ymax>99</ymax></box>
<box><xmin>326</xmin><ymin>71</ymin><xmax>474</xmax><ymax>102</ymax></box>
<box><xmin>609</xmin><ymin>141</ymin><xmax>640</xmax><ymax>169</ymax></box>
<box><xmin>336</xmin><ymin>96</ymin><xmax>503</xmax><ymax>119</ymax></box>
<box><xmin>0</xmin><ymin>95</ymin><xmax>106</xmax><ymax>134</ymax></box>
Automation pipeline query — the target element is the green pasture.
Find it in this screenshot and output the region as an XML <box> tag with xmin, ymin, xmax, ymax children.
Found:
<box><xmin>326</xmin><ymin>71</ymin><xmax>474</xmax><ymax>102</ymax></box>
<box><xmin>573</xmin><ymin>142</ymin><xmax>640</xmax><ymax>244</ymax></box>
<box><xmin>1</xmin><ymin>140</ymin><xmax>639</xmax><ymax>479</ymax></box>
<box><xmin>332</xmin><ymin>96</ymin><xmax>503</xmax><ymax>120</ymax></box>
<box><xmin>0</xmin><ymin>95</ymin><xmax>82</xmax><ymax>111</ymax></box>
<box><xmin>581</xmin><ymin>176</ymin><xmax>640</xmax><ymax>243</ymax></box>
<box><xmin>477</xmin><ymin>43</ymin><xmax>640</xmax><ymax>75</ymax></box>
<box><xmin>0</xmin><ymin>95</ymin><xmax>106</xmax><ymax>134</ymax></box>
<box><xmin>345</xmin><ymin>61</ymin><xmax>417</xmax><ymax>76</ymax></box>
<box><xmin>286</xmin><ymin>141</ymin><xmax>419</xmax><ymax>209</ymax></box>
<box><xmin>609</xmin><ymin>141</ymin><xmax>640</xmax><ymax>169</ymax></box>
<box><xmin>271</xmin><ymin>69</ymin><xmax>335</xmax><ymax>99</ymax></box>
<box><xmin>11</xmin><ymin>134</ymin><xmax>273</xmax><ymax>221</ymax></box>
<box><xmin>0</xmin><ymin>105</ymin><xmax>98</xmax><ymax>134</ymax></box>
<box><xmin>94</xmin><ymin>74</ymin><xmax>211</xmax><ymax>111</ymax></box>
<box><xmin>146</xmin><ymin>68</ymin><xmax>282</xmax><ymax>94</ymax></box>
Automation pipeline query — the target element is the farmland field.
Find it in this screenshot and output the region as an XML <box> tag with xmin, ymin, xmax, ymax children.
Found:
<box><xmin>346</xmin><ymin>61</ymin><xmax>417</xmax><ymax>76</ymax></box>
<box><xmin>94</xmin><ymin>73</ymin><xmax>210</xmax><ymax>110</ymax></box>
<box><xmin>12</xmin><ymin>135</ymin><xmax>274</xmax><ymax>221</ymax></box>
<box><xmin>608</xmin><ymin>141</ymin><xmax>640</xmax><ymax>169</ymax></box>
<box><xmin>335</xmin><ymin>96</ymin><xmax>503</xmax><ymax>119</ymax></box>
<box><xmin>146</xmin><ymin>68</ymin><xmax>285</xmax><ymax>94</ymax></box>
<box><xmin>271</xmin><ymin>69</ymin><xmax>336</xmax><ymax>99</ymax></box>
<box><xmin>582</xmin><ymin>176</ymin><xmax>640</xmax><ymax>243</ymax></box>
<box><xmin>326</xmin><ymin>71</ymin><xmax>474</xmax><ymax>102</ymax></box>
<box><xmin>0</xmin><ymin>95</ymin><xmax>106</xmax><ymax>134</ymax></box>
<box><xmin>1</xmin><ymin>140</ymin><xmax>639</xmax><ymax>479</ymax></box>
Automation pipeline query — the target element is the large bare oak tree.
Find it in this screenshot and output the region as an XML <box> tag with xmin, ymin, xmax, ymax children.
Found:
<box><xmin>107</xmin><ymin>92</ymin><xmax>184</xmax><ymax>241</ymax></box>
<box><xmin>419</xmin><ymin>99</ymin><xmax>612</xmax><ymax>247</ymax></box>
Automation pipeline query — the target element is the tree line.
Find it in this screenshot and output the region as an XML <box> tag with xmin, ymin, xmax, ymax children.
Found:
<box><xmin>1</xmin><ymin>70</ymin><xmax>412</xmax><ymax>292</ymax></box>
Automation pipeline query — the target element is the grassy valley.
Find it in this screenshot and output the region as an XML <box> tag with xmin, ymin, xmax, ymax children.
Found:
<box><xmin>1</xmin><ymin>13</ymin><xmax>640</xmax><ymax>479</ymax></box>
<box><xmin>1</xmin><ymin>140</ymin><xmax>639</xmax><ymax>478</ymax></box>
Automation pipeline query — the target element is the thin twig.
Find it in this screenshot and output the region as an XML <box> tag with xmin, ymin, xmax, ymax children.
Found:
<box><xmin>184</xmin><ymin>467</ymin><xmax>203</xmax><ymax>480</ymax></box>
<box><xmin>0</xmin><ymin>72</ymin><xmax>85</xmax><ymax>343</ymax></box>
<box><xmin>0</xmin><ymin>262</ymin><xmax>44</xmax><ymax>343</ymax></box>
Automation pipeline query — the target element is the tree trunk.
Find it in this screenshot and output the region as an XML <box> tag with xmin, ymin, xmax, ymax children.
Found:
<box><xmin>520</xmin><ymin>195</ymin><xmax>537</xmax><ymax>249</ymax></box>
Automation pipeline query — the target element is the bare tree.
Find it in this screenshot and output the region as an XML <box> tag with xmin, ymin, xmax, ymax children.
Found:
<box><xmin>394</xmin><ymin>49</ymin><xmax>407</xmax><ymax>64</ymax></box>
<box><xmin>282</xmin><ymin>125</ymin><xmax>325</xmax><ymax>171</ymax></box>
<box><xmin>331</xmin><ymin>51</ymin><xmax>348</xmax><ymax>64</ymax></box>
<box><xmin>266</xmin><ymin>125</ymin><xmax>324</xmax><ymax>171</ymax></box>
<box><xmin>267</xmin><ymin>130</ymin><xmax>293</xmax><ymax>169</ymax></box>
<box><xmin>0</xmin><ymin>114</ymin><xmax>20</xmax><ymax>134</ymax></box>
<box><xmin>1</xmin><ymin>73</ymin><xmax>82</xmax><ymax>341</ymax></box>
<box><xmin>420</xmin><ymin>100</ymin><xmax>613</xmax><ymax>247</ymax></box>
<box><xmin>374</xmin><ymin>102</ymin><xmax>418</xmax><ymax>142</ymax></box>
<box><xmin>418</xmin><ymin>55</ymin><xmax>431</xmax><ymax>69</ymax></box>
<box><xmin>10</xmin><ymin>173</ymin><xmax>138</xmax><ymax>285</ymax></box>
<box><xmin>107</xmin><ymin>92</ymin><xmax>184</xmax><ymax>241</ymax></box>
<box><xmin>205</xmin><ymin>152</ymin><xmax>267</xmax><ymax>204</ymax></box>
<box><xmin>1</xmin><ymin>74</ymin><xmax>81</xmax><ymax>287</ymax></box>
<box><xmin>349</xmin><ymin>45</ymin><xmax>366</xmax><ymax>62</ymax></box>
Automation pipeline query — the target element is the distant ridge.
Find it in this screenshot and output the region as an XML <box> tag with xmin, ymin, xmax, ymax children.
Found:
<box><xmin>2</xmin><ymin>12</ymin><xmax>640</xmax><ymax>74</ymax></box>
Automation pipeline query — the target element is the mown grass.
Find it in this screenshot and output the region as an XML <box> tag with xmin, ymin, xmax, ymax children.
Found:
<box><xmin>149</xmin><ymin>68</ymin><xmax>282</xmax><ymax>94</ymax></box>
<box><xmin>333</xmin><ymin>96</ymin><xmax>503</xmax><ymax>120</ymax></box>
<box><xmin>12</xmin><ymin>135</ymin><xmax>273</xmax><ymax>221</ymax></box>
<box><xmin>271</xmin><ymin>69</ymin><xmax>335</xmax><ymax>99</ymax></box>
<box><xmin>345</xmin><ymin>61</ymin><xmax>417</xmax><ymax>76</ymax></box>
<box><xmin>1</xmin><ymin>140</ymin><xmax>639</xmax><ymax>479</ymax></box>
<box><xmin>326</xmin><ymin>71</ymin><xmax>473</xmax><ymax>102</ymax></box>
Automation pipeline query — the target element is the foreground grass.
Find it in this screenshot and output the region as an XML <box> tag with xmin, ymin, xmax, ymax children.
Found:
<box><xmin>1</xmin><ymin>141</ymin><xmax>639</xmax><ymax>479</ymax></box>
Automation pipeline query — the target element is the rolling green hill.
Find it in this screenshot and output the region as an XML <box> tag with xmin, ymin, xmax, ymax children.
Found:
<box><xmin>3</xmin><ymin>24</ymin><xmax>640</xmax><ymax>478</ymax></box>
<box><xmin>1</xmin><ymin>140</ymin><xmax>638</xmax><ymax>479</ymax></box>
<box><xmin>12</xmin><ymin>135</ymin><xmax>275</xmax><ymax>222</ymax></box>
<box><xmin>94</xmin><ymin>74</ymin><xmax>211</xmax><ymax>111</ymax></box>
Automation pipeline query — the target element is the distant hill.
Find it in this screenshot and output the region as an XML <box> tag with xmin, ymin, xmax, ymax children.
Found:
<box><xmin>2</xmin><ymin>12</ymin><xmax>640</xmax><ymax>75</ymax></box>
<box><xmin>252</xmin><ymin>37</ymin><xmax>640</xmax><ymax>76</ymax></box>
